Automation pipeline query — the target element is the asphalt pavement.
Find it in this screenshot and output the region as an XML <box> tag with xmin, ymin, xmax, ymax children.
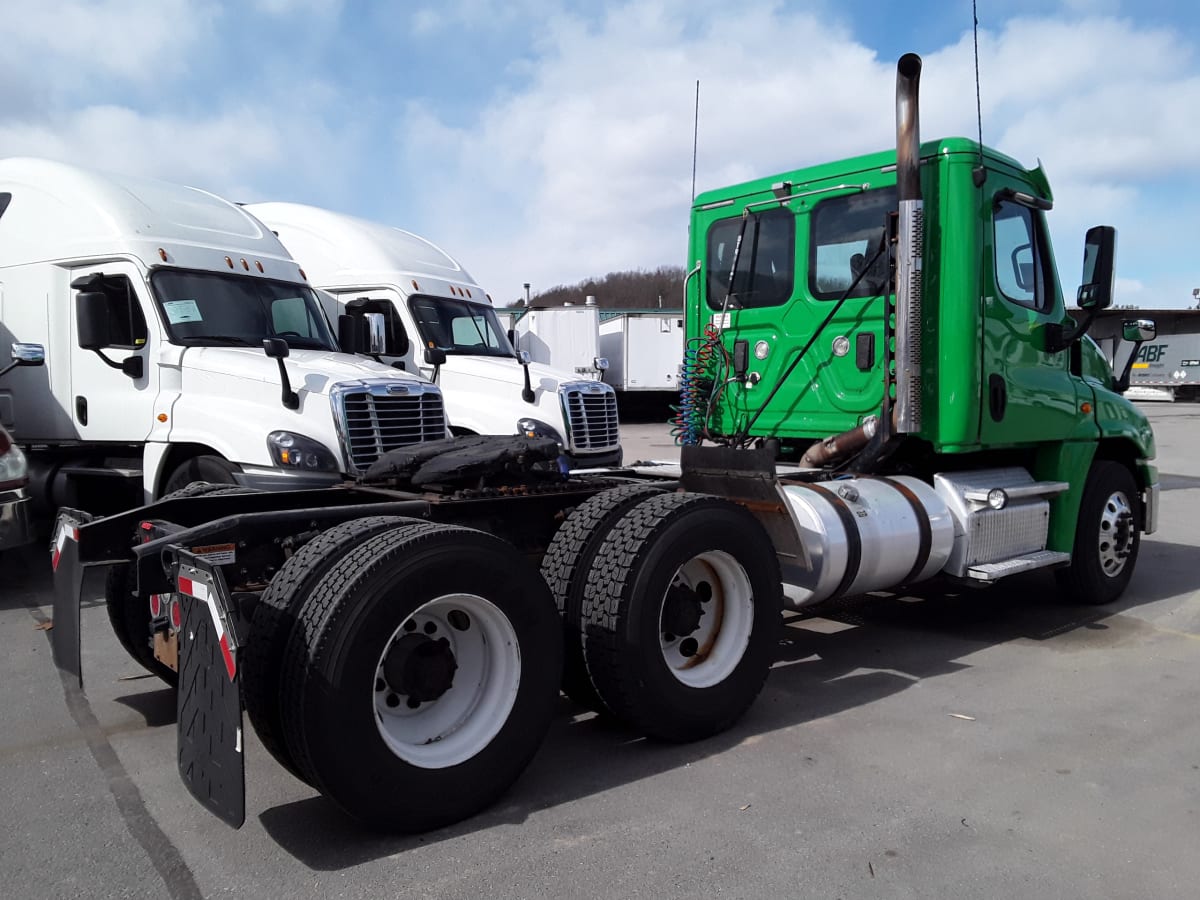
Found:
<box><xmin>1</xmin><ymin>404</ymin><xmax>1198</xmax><ymax>899</ymax></box>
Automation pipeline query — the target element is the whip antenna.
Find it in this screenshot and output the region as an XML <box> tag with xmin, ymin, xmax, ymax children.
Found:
<box><xmin>972</xmin><ymin>0</ymin><xmax>986</xmax><ymax>185</ymax></box>
<box><xmin>691</xmin><ymin>80</ymin><xmax>700</xmax><ymax>200</ymax></box>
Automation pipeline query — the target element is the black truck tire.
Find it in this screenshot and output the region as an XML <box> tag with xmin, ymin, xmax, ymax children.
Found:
<box><xmin>540</xmin><ymin>483</ymin><xmax>666</xmax><ymax>709</ymax></box>
<box><xmin>162</xmin><ymin>455</ymin><xmax>241</xmax><ymax>495</ymax></box>
<box><xmin>104</xmin><ymin>482</ymin><xmax>254</xmax><ymax>684</ymax></box>
<box><xmin>242</xmin><ymin>515</ymin><xmax>423</xmax><ymax>780</ymax></box>
<box><xmin>1055</xmin><ymin>461</ymin><xmax>1141</xmax><ymax>605</ymax></box>
<box><xmin>279</xmin><ymin>522</ymin><xmax>562</xmax><ymax>832</ymax></box>
<box><xmin>580</xmin><ymin>492</ymin><xmax>782</xmax><ymax>743</ymax></box>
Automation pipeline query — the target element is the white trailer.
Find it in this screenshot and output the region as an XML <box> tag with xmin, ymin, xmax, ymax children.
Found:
<box><xmin>244</xmin><ymin>204</ymin><xmax>621</xmax><ymax>467</ymax></box>
<box><xmin>1102</xmin><ymin>332</ymin><xmax>1200</xmax><ymax>401</ymax></box>
<box><xmin>512</xmin><ymin>303</ymin><xmax>607</xmax><ymax>379</ymax></box>
<box><xmin>599</xmin><ymin>312</ymin><xmax>684</xmax><ymax>392</ymax></box>
<box><xmin>0</xmin><ymin>159</ymin><xmax>447</xmax><ymax>513</ymax></box>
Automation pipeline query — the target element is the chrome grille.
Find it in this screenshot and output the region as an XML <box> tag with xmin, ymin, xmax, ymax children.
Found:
<box><xmin>561</xmin><ymin>382</ymin><xmax>620</xmax><ymax>452</ymax></box>
<box><xmin>334</xmin><ymin>382</ymin><xmax>446</xmax><ymax>472</ymax></box>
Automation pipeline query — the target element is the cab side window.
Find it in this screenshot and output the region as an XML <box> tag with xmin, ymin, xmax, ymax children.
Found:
<box><xmin>993</xmin><ymin>200</ymin><xmax>1051</xmax><ymax>312</ymax></box>
<box><xmin>705</xmin><ymin>207</ymin><xmax>795</xmax><ymax>310</ymax></box>
<box><xmin>89</xmin><ymin>274</ymin><xmax>149</xmax><ymax>349</ymax></box>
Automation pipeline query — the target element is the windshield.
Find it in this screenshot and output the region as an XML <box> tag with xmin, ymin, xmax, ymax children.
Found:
<box><xmin>150</xmin><ymin>270</ymin><xmax>339</xmax><ymax>351</ymax></box>
<box><xmin>408</xmin><ymin>295</ymin><xmax>514</xmax><ymax>357</ymax></box>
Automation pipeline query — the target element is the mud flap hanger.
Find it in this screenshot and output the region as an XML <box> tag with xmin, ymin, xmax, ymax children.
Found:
<box><xmin>170</xmin><ymin>548</ymin><xmax>247</xmax><ymax>829</ymax></box>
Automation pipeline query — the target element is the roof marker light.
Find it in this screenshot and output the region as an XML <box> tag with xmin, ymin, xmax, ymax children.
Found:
<box><xmin>241</xmin><ymin>258</ymin><xmax>250</xmax><ymax>271</ymax></box>
<box><xmin>225</xmin><ymin>256</ymin><xmax>234</xmax><ymax>268</ymax></box>
<box><xmin>255</xmin><ymin>260</ymin><xmax>264</xmax><ymax>273</ymax></box>
<box><xmin>299</xmin><ymin>268</ymin><xmax>307</xmax><ymax>280</ymax></box>
<box><xmin>412</xmin><ymin>280</ymin><xmax>420</xmax><ymax>291</ymax></box>
<box><xmin>157</xmin><ymin>247</ymin><xmax>168</xmax><ymax>262</ymax></box>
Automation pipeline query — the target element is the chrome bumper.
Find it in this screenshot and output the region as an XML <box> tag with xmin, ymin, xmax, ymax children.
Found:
<box><xmin>0</xmin><ymin>487</ymin><xmax>35</xmax><ymax>551</ymax></box>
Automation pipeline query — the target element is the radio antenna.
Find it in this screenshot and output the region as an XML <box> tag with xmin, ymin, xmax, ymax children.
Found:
<box><xmin>971</xmin><ymin>0</ymin><xmax>986</xmax><ymax>186</ymax></box>
<box><xmin>691</xmin><ymin>79</ymin><xmax>700</xmax><ymax>200</ymax></box>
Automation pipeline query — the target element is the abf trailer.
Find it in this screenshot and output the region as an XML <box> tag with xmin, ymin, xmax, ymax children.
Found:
<box><xmin>52</xmin><ymin>54</ymin><xmax>1157</xmax><ymax>836</ymax></box>
<box><xmin>0</xmin><ymin>159</ymin><xmax>447</xmax><ymax>514</ymax></box>
<box><xmin>244</xmin><ymin>203</ymin><xmax>622</xmax><ymax>468</ymax></box>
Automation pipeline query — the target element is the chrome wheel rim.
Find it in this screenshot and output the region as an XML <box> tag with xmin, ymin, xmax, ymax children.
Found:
<box><xmin>1097</xmin><ymin>489</ymin><xmax>1136</xmax><ymax>578</ymax></box>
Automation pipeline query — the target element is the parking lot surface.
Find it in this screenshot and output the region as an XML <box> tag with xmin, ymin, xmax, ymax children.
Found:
<box><xmin>2</xmin><ymin>404</ymin><xmax>1198</xmax><ymax>899</ymax></box>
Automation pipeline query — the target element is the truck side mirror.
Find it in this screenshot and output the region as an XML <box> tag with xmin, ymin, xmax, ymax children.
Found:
<box><xmin>423</xmin><ymin>347</ymin><xmax>447</xmax><ymax>366</ymax></box>
<box><xmin>11</xmin><ymin>343</ymin><xmax>45</xmax><ymax>367</ymax></box>
<box><xmin>1123</xmin><ymin>319</ymin><xmax>1156</xmax><ymax>343</ymax></box>
<box><xmin>1076</xmin><ymin>226</ymin><xmax>1116</xmax><ymax>310</ymax></box>
<box><xmin>263</xmin><ymin>337</ymin><xmax>290</xmax><ymax>359</ymax></box>
<box><xmin>0</xmin><ymin>342</ymin><xmax>46</xmax><ymax>379</ymax></box>
<box><xmin>337</xmin><ymin>314</ymin><xmax>359</xmax><ymax>354</ymax></box>
<box><xmin>1114</xmin><ymin>318</ymin><xmax>1157</xmax><ymax>393</ymax></box>
<box><xmin>76</xmin><ymin>291</ymin><xmax>114</xmax><ymax>350</ymax></box>
<box><xmin>363</xmin><ymin>312</ymin><xmax>387</xmax><ymax>356</ymax></box>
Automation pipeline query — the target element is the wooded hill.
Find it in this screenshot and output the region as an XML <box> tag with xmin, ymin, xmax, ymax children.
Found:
<box><xmin>524</xmin><ymin>266</ymin><xmax>686</xmax><ymax>309</ymax></box>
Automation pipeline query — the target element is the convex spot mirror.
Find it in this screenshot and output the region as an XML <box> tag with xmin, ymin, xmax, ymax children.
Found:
<box><xmin>11</xmin><ymin>343</ymin><xmax>45</xmax><ymax>366</ymax></box>
<box><xmin>1077</xmin><ymin>226</ymin><xmax>1116</xmax><ymax>310</ymax></box>
<box><xmin>1123</xmin><ymin>319</ymin><xmax>1156</xmax><ymax>343</ymax></box>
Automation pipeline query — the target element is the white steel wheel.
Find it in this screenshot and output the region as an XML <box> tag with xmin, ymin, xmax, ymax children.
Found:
<box><xmin>658</xmin><ymin>550</ymin><xmax>755</xmax><ymax>689</ymax></box>
<box><xmin>373</xmin><ymin>593</ymin><xmax>521</xmax><ymax>769</ymax></box>
<box><xmin>1097</xmin><ymin>489</ymin><xmax>1136</xmax><ymax>577</ymax></box>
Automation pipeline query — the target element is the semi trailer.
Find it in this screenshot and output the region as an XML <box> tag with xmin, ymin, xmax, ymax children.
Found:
<box><xmin>0</xmin><ymin>159</ymin><xmax>448</xmax><ymax>516</ymax></box>
<box><xmin>50</xmin><ymin>53</ymin><xmax>1157</xmax><ymax>834</ymax></box>
<box><xmin>242</xmin><ymin>203</ymin><xmax>622</xmax><ymax>468</ymax></box>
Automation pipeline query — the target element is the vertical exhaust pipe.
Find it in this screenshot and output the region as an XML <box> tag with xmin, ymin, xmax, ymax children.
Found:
<box><xmin>894</xmin><ymin>53</ymin><xmax>923</xmax><ymax>433</ymax></box>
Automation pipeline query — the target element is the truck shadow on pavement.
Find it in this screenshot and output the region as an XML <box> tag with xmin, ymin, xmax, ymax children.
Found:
<box><xmin>257</xmin><ymin>534</ymin><xmax>1200</xmax><ymax>868</ymax></box>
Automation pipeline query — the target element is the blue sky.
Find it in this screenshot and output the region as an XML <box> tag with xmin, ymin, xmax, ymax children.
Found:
<box><xmin>2</xmin><ymin>0</ymin><xmax>1197</xmax><ymax>307</ymax></box>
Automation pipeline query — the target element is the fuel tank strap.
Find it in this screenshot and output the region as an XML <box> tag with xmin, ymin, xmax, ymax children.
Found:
<box><xmin>862</xmin><ymin>476</ymin><xmax>932</xmax><ymax>585</ymax></box>
<box><xmin>804</xmin><ymin>483</ymin><xmax>862</xmax><ymax>601</ymax></box>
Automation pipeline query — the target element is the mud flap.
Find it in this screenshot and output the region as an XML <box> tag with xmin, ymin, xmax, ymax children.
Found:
<box><xmin>50</xmin><ymin>509</ymin><xmax>94</xmax><ymax>687</ymax></box>
<box><xmin>174</xmin><ymin>551</ymin><xmax>246</xmax><ymax>829</ymax></box>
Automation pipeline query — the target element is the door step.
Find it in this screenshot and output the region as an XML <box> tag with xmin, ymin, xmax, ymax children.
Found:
<box><xmin>966</xmin><ymin>550</ymin><xmax>1071</xmax><ymax>582</ymax></box>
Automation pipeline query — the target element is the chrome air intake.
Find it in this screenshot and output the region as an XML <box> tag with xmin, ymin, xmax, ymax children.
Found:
<box><xmin>895</xmin><ymin>52</ymin><xmax>924</xmax><ymax>434</ymax></box>
<box><xmin>331</xmin><ymin>380</ymin><xmax>447</xmax><ymax>473</ymax></box>
<box><xmin>559</xmin><ymin>381</ymin><xmax>620</xmax><ymax>453</ymax></box>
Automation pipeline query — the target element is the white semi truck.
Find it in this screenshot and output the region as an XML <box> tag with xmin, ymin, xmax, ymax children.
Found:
<box><xmin>0</xmin><ymin>159</ymin><xmax>448</xmax><ymax>515</ymax></box>
<box><xmin>244</xmin><ymin>203</ymin><xmax>622</xmax><ymax>468</ymax></box>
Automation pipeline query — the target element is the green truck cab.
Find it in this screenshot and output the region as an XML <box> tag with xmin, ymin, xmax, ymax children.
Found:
<box><xmin>682</xmin><ymin>62</ymin><xmax>1157</xmax><ymax>604</ymax></box>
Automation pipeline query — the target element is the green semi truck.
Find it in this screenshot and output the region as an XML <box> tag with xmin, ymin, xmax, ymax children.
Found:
<box><xmin>50</xmin><ymin>53</ymin><xmax>1157</xmax><ymax>834</ymax></box>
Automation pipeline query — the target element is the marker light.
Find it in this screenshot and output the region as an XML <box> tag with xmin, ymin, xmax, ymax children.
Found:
<box><xmin>986</xmin><ymin>488</ymin><xmax>1008</xmax><ymax>510</ymax></box>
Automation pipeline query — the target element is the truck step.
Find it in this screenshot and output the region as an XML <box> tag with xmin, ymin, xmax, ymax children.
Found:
<box><xmin>966</xmin><ymin>550</ymin><xmax>1071</xmax><ymax>581</ymax></box>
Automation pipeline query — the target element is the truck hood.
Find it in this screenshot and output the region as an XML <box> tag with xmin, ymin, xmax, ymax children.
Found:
<box><xmin>181</xmin><ymin>346</ymin><xmax>426</xmax><ymax>395</ymax></box>
<box><xmin>443</xmin><ymin>354</ymin><xmax>582</xmax><ymax>390</ymax></box>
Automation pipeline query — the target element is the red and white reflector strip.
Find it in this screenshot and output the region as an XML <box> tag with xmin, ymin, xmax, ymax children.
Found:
<box><xmin>51</xmin><ymin>523</ymin><xmax>79</xmax><ymax>572</ymax></box>
<box><xmin>177</xmin><ymin>575</ymin><xmax>236</xmax><ymax>681</ymax></box>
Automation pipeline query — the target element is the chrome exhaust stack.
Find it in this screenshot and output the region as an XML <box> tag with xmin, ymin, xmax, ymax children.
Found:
<box><xmin>894</xmin><ymin>52</ymin><xmax>923</xmax><ymax>434</ymax></box>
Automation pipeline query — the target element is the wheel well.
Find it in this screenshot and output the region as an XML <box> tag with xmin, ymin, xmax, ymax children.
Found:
<box><xmin>1093</xmin><ymin>439</ymin><xmax>1138</xmax><ymax>477</ymax></box>
<box><xmin>155</xmin><ymin>443</ymin><xmax>226</xmax><ymax>499</ymax></box>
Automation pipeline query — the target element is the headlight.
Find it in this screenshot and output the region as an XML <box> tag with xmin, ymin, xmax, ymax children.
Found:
<box><xmin>517</xmin><ymin>417</ymin><xmax>564</xmax><ymax>446</ymax></box>
<box><xmin>0</xmin><ymin>428</ymin><xmax>28</xmax><ymax>490</ymax></box>
<box><xmin>267</xmin><ymin>431</ymin><xmax>339</xmax><ymax>472</ymax></box>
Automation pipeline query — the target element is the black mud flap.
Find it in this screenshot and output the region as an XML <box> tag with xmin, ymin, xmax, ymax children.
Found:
<box><xmin>174</xmin><ymin>551</ymin><xmax>246</xmax><ymax>829</ymax></box>
<box><xmin>50</xmin><ymin>508</ymin><xmax>94</xmax><ymax>686</ymax></box>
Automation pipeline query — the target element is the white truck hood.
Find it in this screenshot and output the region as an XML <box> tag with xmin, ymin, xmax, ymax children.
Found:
<box><xmin>181</xmin><ymin>346</ymin><xmax>425</xmax><ymax>394</ymax></box>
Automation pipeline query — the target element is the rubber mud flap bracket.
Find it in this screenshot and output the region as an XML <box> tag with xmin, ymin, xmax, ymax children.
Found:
<box><xmin>174</xmin><ymin>551</ymin><xmax>246</xmax><ymax>829</ymax></box>
<box><xmin>50</xmin><ymin>508</ymin><xmax>94</xmax><ymax>687</ymax></box>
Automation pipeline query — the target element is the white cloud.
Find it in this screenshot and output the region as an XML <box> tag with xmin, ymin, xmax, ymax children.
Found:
<box><xmin>393</xmin><ymin>3</ymin><xmax>1200</xmax><ymax>307</ymax></box>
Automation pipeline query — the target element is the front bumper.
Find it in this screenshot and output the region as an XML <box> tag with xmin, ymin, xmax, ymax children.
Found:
<box><xmin>0</xmin><ymin>487</ymin><xmax>35</xmax><ymax>551</ymax></box>
<box><xmin>565</xmin><ymin>446</ymin><xmax>623</xmax><ymax>470</ymax></box>
<box><xmin>232</xmin><ymin>466</ymin><xmax>344</xmax><ymax>493</ymax></box>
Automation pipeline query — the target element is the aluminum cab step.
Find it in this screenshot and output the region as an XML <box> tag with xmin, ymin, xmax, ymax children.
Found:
<box><xmin>966</xmin><ymin>550</ymin><xmax>1071</xmax><ymax>582</ymax></box>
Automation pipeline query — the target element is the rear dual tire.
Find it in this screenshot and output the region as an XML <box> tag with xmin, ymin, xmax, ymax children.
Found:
<box><xmin>273</xmin><ymin>523</ymin><xmax>562</xmax><ymax>832</ymax></box>
<box><xmin>579</xmin><ymin>492</ymin><xmax>782</xmax><ymax>743</ymax></box>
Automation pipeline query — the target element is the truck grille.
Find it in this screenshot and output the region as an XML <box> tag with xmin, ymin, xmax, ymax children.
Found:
<box><xmin>333</xmin><ymin>382</ymin><xmax>446</xmax><ymax>472</ymax></box>
<box><xmin>561</xmin><ymin>382</ymin><xmax>620</xmax><ymax>452</ymax></box>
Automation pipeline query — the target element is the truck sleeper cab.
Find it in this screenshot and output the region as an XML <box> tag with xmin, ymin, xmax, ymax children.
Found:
<box><xmin>243</xmin><ymin>202</ymin><xmax>621</xmax><ymax>469</ymax></box>
<box><xmin>0</xmin><ymin>159</ymin><xmax>447</xmax><ymax>514</ymax></box>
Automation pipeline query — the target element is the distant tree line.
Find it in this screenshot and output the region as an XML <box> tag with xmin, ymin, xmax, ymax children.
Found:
<box><xmin>521</xmin><ymin>266</ymin><xmax>687</xmax><ymax>309</ymax></box>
